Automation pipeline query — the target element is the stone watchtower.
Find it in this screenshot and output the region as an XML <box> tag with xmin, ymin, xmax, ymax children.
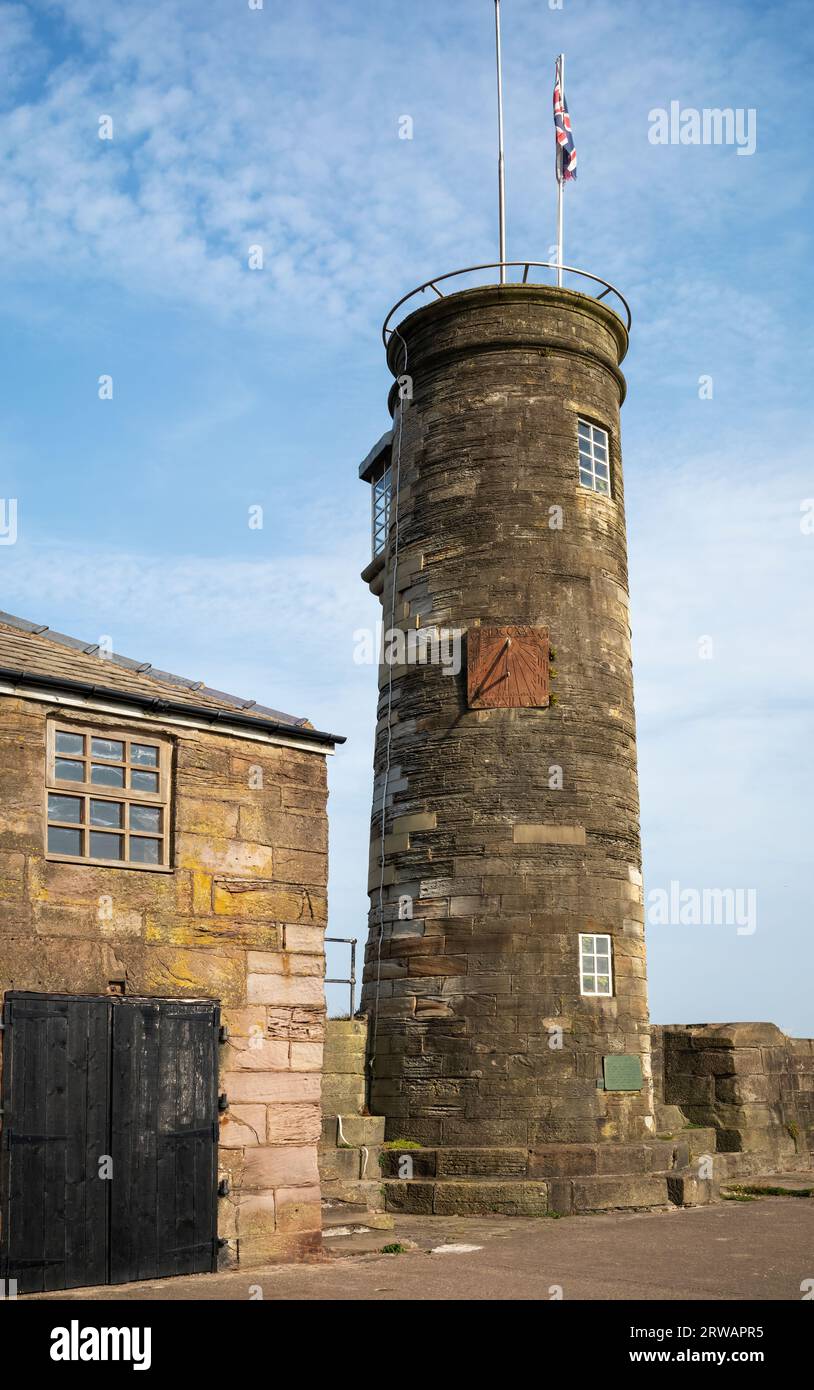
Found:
<box><xmin>357</xmin><ymin>272</ymin><xmax>676</xmax><ymax>1215</ymax></box>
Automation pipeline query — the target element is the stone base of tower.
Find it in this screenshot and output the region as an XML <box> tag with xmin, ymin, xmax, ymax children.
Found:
<box><xmin>378</xmin><ymin>1134</ymin><xmax>720</xmax><ymax>1216</ymax></box>
<box><xmin>366</xmin><ymin>1010</ymin><xmax>657</xmax><ymax>1149</ymax></box>
<box><xmin>368</xmin><ymin>1019</ymin><xmax>814</xmax><ymax>1216</ymax></box>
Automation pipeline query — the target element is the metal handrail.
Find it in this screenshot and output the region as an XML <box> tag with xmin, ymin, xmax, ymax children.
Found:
<box><xmin>382</xmin><ymin>261</ymin><xmax>631</xmax><ymax>348</ymax></box>
<box><xmin>325</xmin><ymin>936</ymin><xmax>357</xmax><ymax>1017</ymax></box>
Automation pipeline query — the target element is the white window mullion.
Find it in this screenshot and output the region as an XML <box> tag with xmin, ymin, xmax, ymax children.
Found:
<box><xmin>579</xmin><ymin>932</ymin><xmax>613</xmax><ymax>997</ymax></box>
<box><xmin>577</xmin><ymin>419</ymin><xmax>611</xmax><ymax>497</ymax></box>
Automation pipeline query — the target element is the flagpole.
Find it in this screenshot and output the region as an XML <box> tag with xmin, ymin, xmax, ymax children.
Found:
<box><xmin>494</xmin><ymin>1</ymin><xmax>507</xmax><ymax>283</ymax></box>
<box><xmin>556</xmin><ymin>52</ymin><xmax>564</xmax><ymax>289</ymax></box>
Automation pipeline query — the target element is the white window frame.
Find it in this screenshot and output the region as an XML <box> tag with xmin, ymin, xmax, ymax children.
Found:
<box><xmin>577</xmin><ymin>418</ymin><xmax>611</xmax><ymax>497</ymax></box>
<box><xmin>372</xmin><ymin>463</ymin><xmax>392</xmax><ymax>558</ymax></box>
<box><xmin>579</xmin><ymin>932</ymin><xmax>613</xmax><ymax>997</ymax></box>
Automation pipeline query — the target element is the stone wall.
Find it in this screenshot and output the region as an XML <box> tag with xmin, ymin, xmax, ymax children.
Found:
<box><xmin>652</xmin><ymin>1023</ymin><xmax>814</xmax><ymax>1166</ymax></box>
<box><xmin>0</xmin><ymin>693</ymin><xmax>330</xmax><ymax>1265</ymax></box>
<box><xmin>318</xmin><ymin>1016</ymin><xmax>386</xmax><ymax>1207</ymax></box>
<box><xmin>361</xmin><ymin>285</ymin><xmax>652</xmax><ymax>1146</ymax></box>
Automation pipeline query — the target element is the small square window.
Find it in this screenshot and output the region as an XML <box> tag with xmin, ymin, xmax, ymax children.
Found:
<box><xmin>579</xmin><ymin>933</ymin><xmax>613</xmax><ymax>997</ymax></box>
<box><xmin>131</xmin><ymin>743</ymin><xmax>159</xmax><ymax>767</ymax></box>
<box><xmin>91</xmin><ymin>737</ymin><xmax>124</xmax><ymax>761</ymax></box>
<box><xmin>55</xmin><ymin>758</ymin><xmax>84</xmax><ymax>781</ymax></box>
<box><xmin>576</xmin><ymin>419</ymin><xmax>612</xmax><ymax>497</ymax></box>
<box><xmin>48</xmin><ymin>794</ymin><xmax>82</xmax><ymax>823</ymax></box>
<box><xmin>130</xmin><ymin>837</ymin><xmax>160</xmax><ymax>865</ymax></box>
<box><xmin>90</xmin><ymin>831</ymin><xmax>124</xmax><ymax>860</ymax></box>
<box><xmin>46</xmin><ymin>722</ymin><xmax>171</xmax><ymax>869</ymax></box>
<box><xmin>48</xmin><ymin>826</ymin><xmax>82</xmax><ymax>856</ymax></box>
<box><xmin>131</xmin><ymin>769</ymin><xmax>159</xmax><ymax>793</ymax></box>
<box><xmin>92</xmin><ymin>763</ymin><xmax>125</xmax><ymax>788</ymax></box>
<box><xmin>55</xmin><ymin>731</ymin><xmax>84</xmax><ymax>756</ymax></box>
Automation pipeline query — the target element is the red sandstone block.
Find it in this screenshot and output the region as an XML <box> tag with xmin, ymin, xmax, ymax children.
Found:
<box><xmin>290</xmin><ymin>1041</ymin><xmax>323</xmax><ymax>1071</ymax></box>
<box><xmin>242</xmin><ymin>1144</ymin><xmax>319</xmax><ymax>1190</ymax></box>
<box><xmin>224</xmin><ymin>1071</ymin><xmax>321</xmax><ymax>1104</ymax></box>
<box><xmin>218</xmin><ymin>1105</ymin><xmax>266</xmax><ymax>1148</ymax></box>
<box><xmin>266</xmin><ymin>1103</ymin><xmax>321</xmax><ymax>1146</ymax></box>
<box><xmin>284</xmin><ymin>924</ymin><xmax>325</xmax><ymax>953</ymax></box>
<box><xmin>274</xmin><ymin>1186</ymin><xmax>321</xmax><ymax>1233</ymax></box>
<box><xmin>247</xmin><ymin>973</ymin><xmax>325</xmax><ymax>1006</ymax></box>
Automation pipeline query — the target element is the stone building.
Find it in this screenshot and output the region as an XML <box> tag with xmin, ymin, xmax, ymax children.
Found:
<box><xmin>0</xmin><ymin>611</ymin><xmax>342</xmax><ymax>1291</ymax></box>
<box><xmin>355</xmin><ymin>275</ymin><xmax>812</xmax><ymax>1215</ymax></box>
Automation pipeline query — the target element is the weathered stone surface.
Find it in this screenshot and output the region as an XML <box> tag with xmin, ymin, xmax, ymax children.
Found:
<box><xmin>359</xmin><ymin>286</ymin><xmax>651</xmax><ymax>1146</ymax></box>
<box><xmin>247</xmin><ymin>973</ymin><xmax>324</xmax><ymax>1006</ymax></box>
<box><xmin>224</xmin><ymin>1071</ymin><xmax>321</xmax><ymax>1104</ymax></box>
<box><xmin>572</xmin><ymin>1174</ymin><xmax>669</xmax><ymax>1211</ymax></box>
<box><xmin>0</xmin><ymin>677</ymin><xmax>333</xmax><ymax>1271</ymax></box>
<box><xmin>653</xmin><ymin>1023</ymin><xmax>814</xmax><ymax>1169</ymax></box>
<box><xmin>242</xmin><ymin>1144</ymin><xmax>319</xmax><ymax>1190</ymax></box>
<box><xmin>267</xmin><ymin>1103</ymin><xmax>322</xmax><ymax>1146</ymax></box>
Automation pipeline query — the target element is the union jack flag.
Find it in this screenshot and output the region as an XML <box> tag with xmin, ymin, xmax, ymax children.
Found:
<box><xmin>553</xmin><ymin>58</ymin><xmax>576</xmax><ymax>182</ymax></box>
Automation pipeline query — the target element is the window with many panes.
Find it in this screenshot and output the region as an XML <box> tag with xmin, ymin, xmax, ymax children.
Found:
<box><xmin>579</xmin><ymin>932</ymin><xmax>613</xmax><ymax>997</ymax></box>
<box><xmin>46</xmin><ymin>722</ymin><xmax>172</xmax><ymax>869</ymax></box>
<box><xmin>372</xmin><ymin>463</ymin><xmax>392</xmax><ymax>558</ymax></box>
<box><xmin>577</xmin><ymin>418</ymin><xmax>611</xmax><ymax>496</ymax></box>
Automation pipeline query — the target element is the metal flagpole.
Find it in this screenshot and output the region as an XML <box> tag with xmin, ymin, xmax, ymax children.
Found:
<box><xmin>556</xmin><ymin>52</ymin><xmax>564</xmax><ymax>289</ymax></box>
<box><xmin>494</xmin><ymin>1</ymin><xmax>507</xmax><ymax>283</ymax></box>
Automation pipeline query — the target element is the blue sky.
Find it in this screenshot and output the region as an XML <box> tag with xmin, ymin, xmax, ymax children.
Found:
<box><xmin>1</xmin><ymin>0</ymin><xmax>812</xmax><ymax>1030</ymax></box>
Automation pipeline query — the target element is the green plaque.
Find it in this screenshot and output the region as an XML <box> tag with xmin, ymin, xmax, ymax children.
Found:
<box><xmin>602</xmin><ymin>1054</ymin><xmax>643</xmax><ymax>1092</ymax></box>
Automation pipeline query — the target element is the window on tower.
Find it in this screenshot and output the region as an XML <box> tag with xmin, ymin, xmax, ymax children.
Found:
<box><xmin>579</xmin><ymin>932</ymin><xmax>613</xmax><ymax>997</ymax></box>
<box><xmin>372</xmin><ymin>462</ymin><xmax>392</xmax><ymax>557</ymax></box>
<box><xmin>577</xmin><ymin>418</ymin><xmax>611</xmax><ymax>496</ymax></box>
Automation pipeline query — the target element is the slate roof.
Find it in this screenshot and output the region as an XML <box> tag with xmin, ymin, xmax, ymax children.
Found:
<box><xmin>0</xmin><ymin>611</ymin><xmax>343</xmax><ymax>747</ymax></box>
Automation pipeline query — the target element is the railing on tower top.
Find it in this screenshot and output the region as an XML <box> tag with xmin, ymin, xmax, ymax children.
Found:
<box><xmin>382</xmin><ymin>261</ymin><xmax>632</xmax><ymax>348</ymax></box>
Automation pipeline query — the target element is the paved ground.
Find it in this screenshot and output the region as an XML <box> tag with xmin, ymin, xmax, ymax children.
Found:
<box><xmin>26</xmin><ymin>1185</ymin><xmax>814</xmax><ymax>1301</ymax></box>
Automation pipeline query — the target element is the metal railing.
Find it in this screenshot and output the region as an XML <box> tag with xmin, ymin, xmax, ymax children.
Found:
<box><xmin>382</xmin><ymin>260</ymin><xmax>631</xmax><ymax>348</ymax></box>
<box><xmin>325</xmin><ymin>936</ymin><xmax>357</xmax><ymax>1017</ymax></box>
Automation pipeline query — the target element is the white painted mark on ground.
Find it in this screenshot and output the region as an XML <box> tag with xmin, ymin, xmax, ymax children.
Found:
<box><xmin>430</xmin><ymin>1243</ymin><xmax>483</xmax><ymax>1254</ymax></box>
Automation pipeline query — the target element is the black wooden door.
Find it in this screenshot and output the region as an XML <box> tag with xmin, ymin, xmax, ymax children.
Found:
<box><xmin>109</xmin><ymin>999</ymin><xmax>220</xmax><ymax>1283</ymax></box>
<box><xmin>1</xmin><ymin>993</ymin><xmax>219</xmax><ymax>1293</ymax></box>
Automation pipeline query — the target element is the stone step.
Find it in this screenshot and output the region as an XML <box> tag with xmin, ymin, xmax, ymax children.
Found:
<box><xmin>381</xmin><ymin>1169</ymin><xmax>706</xmax><ymax>1217</ymax></box>
<box><xmin>320</xmin><ymin>1113</ymin><xmax>386</xmax><ymax>1148</ymax></box>
<box><xmin>383</xmin><ymin>1178</ymin><xmax>551</xmax><ymax>1217</ymax></box>
<box><xmin>377</xmin><ymin>1134</ymin><xmax>721</xmax><ymax>1181</ymax></box>
<box><xmin>378</xmin><ymin>1146</ymin><xmax>529</xmax><ymax>1180</ymax></box>
<box><xmin>320</xmin><ymin>1177</ymin><xmax>387</xmax><ymax>1210</ymax></box>
<box><xmin>321</xmin><ymin>1201</ymin><xmax>394</xmax><ymax>1234</ymax></box>
<box><xmin>530</xmin><ymin>1141</ymin><xmax>677</xmax><ymax>1178</ymax></box>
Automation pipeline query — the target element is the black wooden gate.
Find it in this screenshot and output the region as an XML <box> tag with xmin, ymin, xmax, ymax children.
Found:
<box><xmin>0</xmin><ymin>993</ymin><xmax>219</xmax><ymax>1293</ymax></box>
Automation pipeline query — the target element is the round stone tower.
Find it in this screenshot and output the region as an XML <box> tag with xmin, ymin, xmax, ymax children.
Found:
<box><xmin>359</xmin><ymin>281</ymin><xmax>653</xmax><ymax>1153</ymax></box>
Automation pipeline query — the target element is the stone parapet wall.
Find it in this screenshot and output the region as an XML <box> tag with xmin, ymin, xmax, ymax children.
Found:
<box><xmin>0</xmin><ymin>693</ymin><xmax>330</xmax><ymax>1266</ymax></box>
<box><xmin>651</xmin><ymin>1022</ymin><xmax>814</xmax><ymax>1165</ymax></box>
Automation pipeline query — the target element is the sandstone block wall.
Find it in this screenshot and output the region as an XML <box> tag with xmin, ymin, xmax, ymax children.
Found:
<box><xmin>361</xmin><ymin>285</ymin><xmax>652</xmax><ymax>1146</ymax></box>
<box><xmin>652</xmin><ymin>1023</ymin><xmax>814</xmax><ymax>1164</ymax></box>
<box><xmin>0</xmin><ymin>693</ymin><xmax>330</xmax><ymax>1266</ymax></box>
